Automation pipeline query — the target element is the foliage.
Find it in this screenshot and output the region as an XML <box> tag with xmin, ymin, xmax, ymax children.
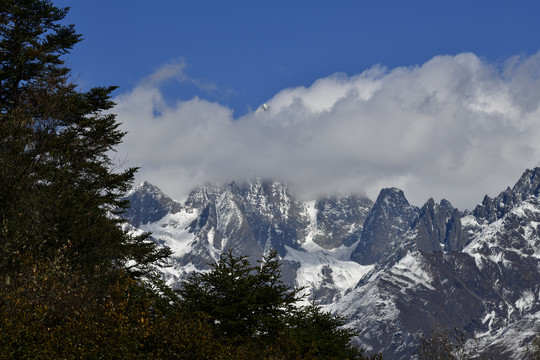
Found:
<box><xmin>288</xmin><ymin>300</ymin><xmax>383</xmax><ymax>360</ymax></box>
<box><xmin>0</xmin><ymin>0</ymin><xmax>170</xmax><ymax>279</ymax></box>
<box><xmin>0</xmin><ymin>250</ymin><xmax>384</xmax><ymax>359</ymax></box>
<box><xmin>179</xmin><ymin>249</ymin><xmax>380</xmax><ymax>359</ymax></box>
<box><xmin>179</xmin><ymin>249</ymin><xmax>302</xmax><ymax>341</ymax></box>
<box><xmin>416</xmin><ymin>327</ymin><xmax>483</xmax><ymax>360</ymax></box>
<box><xmin>0</xmin><ymin>255</ymin><xmax>242</xmax><ymax>360</ymax></box>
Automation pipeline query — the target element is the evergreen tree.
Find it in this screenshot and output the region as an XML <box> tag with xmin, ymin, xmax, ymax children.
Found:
<box><xmin>179</xmin><ymin>249</ymin><xmax>301</xmax><ymax>342</ymax></box>
<box><xmin>0</xmin><ymin>0</ymin><xmax>170</xmax><ymax>278</ymax></box>
<box><xmin>0</xmin><ymin>2</ymin><xmax>180</xmax><ymax>356</ymax></box>
<box><xmin>288</xmin><ymin>301</ymin><xmax>380</xmax><ymax>360</ymax></box>
<box><xmin>179</xmin><ymin>249</ymin><xmax>379</xmax><ymax>360</ymax></box>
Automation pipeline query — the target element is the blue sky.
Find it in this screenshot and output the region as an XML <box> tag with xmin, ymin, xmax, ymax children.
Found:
<box><xmin>59</xmin><ymin>0</ymin><xmax>540</xmax><ymax>116</ymax></box>
<box><xmin>56</xmin><ymin>0</ymin><xmax>540</xmax><ymax>208</ymax></box>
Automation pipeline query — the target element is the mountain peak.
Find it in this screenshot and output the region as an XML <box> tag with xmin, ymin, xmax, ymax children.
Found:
<box><xmin>412</xmin><ymin>197</ymin><xmax>466</xmax><ymax>253</ymax></box>
<box><xmin>379</xmin><ymin>187</ymin><xmax>405</xmax><ymax>197</ymax></box>
<box><xmin>351</xmin><ymin>187</ymin><xmax>419</xmax><ymax>265</ymax></box>
<box><xmin>185</xmin><ymin>183</ymin><xmax>223</xmax><ymax>209</ymax></box>
<box><xmin>512</xmin><ymin>167</ymin><xmax>540</xmax><ymax>200</ymax></box>
<box><xmin>123</xmin><ymin>182</ymin><xmax>182</xmax><ymax>226</ymax></box>
<box><xmin>255</xmin><ymin>103</ymin><xmax>270</xmax><ymax>113</ymax></box>
<box><xmin>139</xmin><ymin>180</ymin><xmax>164</xmax><ymax>194</ymax></box>
<box><xmin>474</xmin><ymin>167</ymin><xmax>540</xmax><ymax>223</ymax></box>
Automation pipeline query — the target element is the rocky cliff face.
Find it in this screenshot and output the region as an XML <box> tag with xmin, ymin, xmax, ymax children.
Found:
<box><xmin>123</xmin><ymin>181</ymin><xmax>183</xmax><ymax>227</ymax></box>
<box><xmin>412</xmin><ymin>198</ymin><xmax>467</xmax><ymax>253</ymax></box>
<box><xmin>351</xmin><ymin>188</ymin><xmax>419</xmax><ymax>265</ymax></box>
<box><xmin>313</xmin><ymin>194</ymin><xmax>372</xmax><ymax>249</ymax></box>
<box><xmin>123</xmin><ymin>168</ymin><xmax>540</xmax><ymax>359</ymax></box>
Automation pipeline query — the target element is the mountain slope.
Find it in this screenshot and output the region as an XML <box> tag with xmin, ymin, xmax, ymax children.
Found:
<box><xmin>122</xmin><ymin>168</ymin><xmax>540</xmax><ymax>359</ymax></box>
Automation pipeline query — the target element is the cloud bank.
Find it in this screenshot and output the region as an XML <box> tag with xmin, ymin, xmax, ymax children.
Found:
<box><xmin>114</xmin><ymin>52</ymin><xmax>540</xmax><ymax>210</ymax></box>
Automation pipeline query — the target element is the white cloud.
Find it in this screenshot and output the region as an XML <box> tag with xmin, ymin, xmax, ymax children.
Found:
<box><xmin>140</xmin><ymin>59</ymin><xmax>218</xmax><ymax>92</ymax></box>
<box><xmin>114</xmin><ymin>52</ymin><xmax>540</xmax><ymax>210</ymax></box>
<box><xmin>142</xmin><ymin>60</ymin><xmax>188</xmax><ymax>86</ymax></box>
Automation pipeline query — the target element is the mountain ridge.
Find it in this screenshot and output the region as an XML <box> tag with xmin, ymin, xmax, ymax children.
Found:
<box><xmin>122</xmin><ymin>168</ymin><xmax>540</xmax><ymax>359</ymax></box>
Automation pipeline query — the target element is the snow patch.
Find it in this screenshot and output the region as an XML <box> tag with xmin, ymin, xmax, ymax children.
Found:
<box><xmin>516</xmin><ymin>290</ymin><xmax>535</xmax><ymax>313</ymax></box>
<box><xmin>138</xmin><ymin>208</ymin><xmax>199</xmax><ymax>257</ymax></box>
<box><xmin>482</xmin><ymin>310</ymin><xmax>496</xmax><ymax>331</ymax></box>
<box><xmin>285</xmin><ymin>245</ymin><xmax>373</xmax><ymax>301</ymax></box>
<box><xmin>511</xmin><ymin>200</ymin><xmax>540</xmax><ymax>218</ymax></box>
<box><xmin>389</xmin><ymin>252</ymin><xmax>435</xmax><ymax>291</ymax></box>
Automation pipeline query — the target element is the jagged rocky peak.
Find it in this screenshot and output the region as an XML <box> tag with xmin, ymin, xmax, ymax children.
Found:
<box><xmin>137</xmin><ymin>181</ymin><xmax>162</xmax><ymax>195</ymax></box>
<box><xmin>315</xmin><ymin>194</ymin><xmax>373</xmax><ymax>222</ymax></box>
<box><xmin>439</xmin><ymin>198</ymin><xmax>454</xmax><ymax>212</ymax></box>
<box><xmin>469</xmin><ymin>195</ymin><xmax>540</xmax><ymax>260</ymax></box>
<box><xmin>512</xmin><ymin>167</ymin><xmax>540</xmax><ymax>199</ymax></box>
<box><xmin>185</xmin><ymin>178</ymin><xmax>308</xmax><ymax>259</ymax></box>
<box><xmin>375</xmin><ymin>187</ymin><xmax>415</xmax><ymax>214</ymax></box>
<box><xmin>185</xmin><ymin>183</ymin><xmax>224</xmax><ymax>209</ymax></box>
<box><xmin>239</xmin><ymin>179</ymin><xmax>308</xmax><ymax>255</ymax></box>
<box><xmin>313</xmin><ymin>194</ymin><xmax>373</xmax><ymax>249</ymax></box>
<box><xmin>412</xmin><ymin>197</ymin><xmax>467</xmax><ymax>253</ymax></box>
<box><xmin>186</xmin><ymin>183</ymin><xmax>247</xmax><ymax>242</ymax></box>
<box><xmin>474</xmin><ymin>167</ymin><xmax>540</xmax><ymax>223</ymax></box>
<box><xmin>255</xmin><ymin>103</ymin><xmax>270</xmax><ymax>113</ymax></box>
<box><xmin>244</xmin><ymin>179</ymin><xmax>295</xmax><ymax>220</ymax></box>
<box><xmin>351</xmin><ymin>187</ymin><xmax>419</xmax><ymax>265</ymax></box>
<box><xmin>123</xmin><ymin>181</ymin><xmax>182</xmax><ymax>227</ymax></box>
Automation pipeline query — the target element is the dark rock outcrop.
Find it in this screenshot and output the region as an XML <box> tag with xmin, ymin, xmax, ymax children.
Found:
<box><xmin>351</xmin><ymin>188</ymin><xmax>418</xmax><ymax>265</ymax></box>
<box><xmin>123</xmin><ymin>181</ymin><xmax>182</xmax><ymax>226</ymax></box>
<box><xmin>412</xmin><ymin>198</ymin><xmax>467</xmax><ymax>253</ymax></box>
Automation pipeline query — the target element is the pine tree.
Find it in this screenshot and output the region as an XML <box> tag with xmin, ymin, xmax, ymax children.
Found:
<box><xmin>178</xmin><ymin>249</ymin><xmax>379</xmax><ymax>359</ymax></box>
<box><xmin>179</xmin><ymin>249</ymin><xmax>301</xmax><ymax>342</ymax></box>
<box><xmin>288</xmin><ymin>300</ymin><xmax>373</xmax><ymax>360</ymax></box>
<box><xmin>0</xmin><ymin>0</ymin><xmax>170</xmax><ymax>278</ymax></box>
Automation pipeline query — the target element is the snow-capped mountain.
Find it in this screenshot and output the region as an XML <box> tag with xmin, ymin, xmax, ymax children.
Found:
<box><xmin>122</xmin><ymin>169</ymin><xmax>540</xmax><ymax>359</ymax></box>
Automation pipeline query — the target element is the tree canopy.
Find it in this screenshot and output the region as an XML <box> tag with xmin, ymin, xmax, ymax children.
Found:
<box><xmin>0</xmin><ymin>0</ymin><xmax>170</xmax><ymax>278</ymax></box>
<box><xmin>179</xmin><ymin>249</ymin><xmax>382</xmax><ymax>360</ymax></box>
<box><xmin>0</xmin><ymin>1</ymin><xmax>175</xmax><ymax>355</ymax></box>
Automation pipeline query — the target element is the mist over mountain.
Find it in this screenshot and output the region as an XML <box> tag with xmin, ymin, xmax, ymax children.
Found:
<box><xmin>116</xmin><ymin>52</ymin><xmax>540</xmax><ymax>211</ymax></box>
<box><xmin>123</xmin><ymin>168</ymin><xmax>540</xmax><ymax>359</ymax></box>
